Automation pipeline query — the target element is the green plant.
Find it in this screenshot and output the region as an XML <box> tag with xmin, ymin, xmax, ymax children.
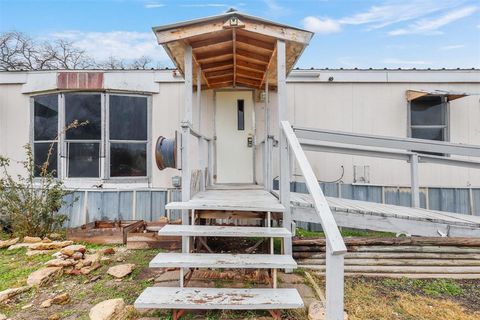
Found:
<box><xmin>0</xmin><ymin>120</ymin><xmax>86</xmax><ymax>238</ymax></box>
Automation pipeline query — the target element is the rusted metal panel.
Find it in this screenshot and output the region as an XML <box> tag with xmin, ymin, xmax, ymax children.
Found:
<box><xmin>57</xmin><ymin>72</ymin><xmax>104</xmax><ymax>90</ymax></box>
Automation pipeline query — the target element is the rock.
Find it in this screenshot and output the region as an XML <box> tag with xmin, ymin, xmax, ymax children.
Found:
<box><xmin>52</xmin><ymin>293</ymin><xmax>70</xmax><ymax>305</ymax></box>
<box><xmin>83</xmin><ymin>253</ymin><xmax>101</xmax><ymax>266</ymax></box>
<box><xmin>101</xmin><ymin>248</ymin><xmax>115</xmax><ymax>255</ymax></box>
<box><xmin>42</xmin><ymin>238</ymin><xmax>53</xmax><ymax>243</ymax></box>
<box><xmin>26</xmin><ymin>249</ymin><xmax>56</xmax><ymax>256</ymax></box>
<box><xmin>23</xmin><ymin>236</ymin><xmax>42</xmax><ymax>243</ymax></box>
<box><xmin>21</xmin><ymin>303</ymin><xmax>33</xmax><ymax>310</ymax></box>
<box><xmin>0</xmin><ymin>238</ymin><xmax>19</xmax><ymax>249</ymax></box>
<box><xmin>41</xmin><ymin>299</ymin><xmax>52</xmax><ymax>308</ymax></box>
<box><xmin>89</xmin><ymin>298</ymin><xmax>125</xmax><ymax>320</ymax></box>
<box><xmin>0</xmin><ymin>286</ymin><xmax>31</xmax><ymax>303</ymax></box>
<box><xmin>27</xmin><ymin>267</ymin><xmax>62</xmax><ymax>286</ymax></box>
<box><xmin>48</xmin><ymin>233</ymin><xmax>63</xmax><ymax>240</ymax></box>
<box><xmin>0</xmin><ymin>313</ymin><xmax>6</xmax><ymax>320</ymax></box>
<box><xmin>155</xmin><ymin>270</ymin><xmax>180</xmax><ymax>283</ymax></box>
<box><xmin>80</xmin><ymin>262</ymin><xmax>101</xmax><ymax>275</ymax></box>
<box><xmin>107</xmin><ymin>264</ymin><xmax>135</xmax><ymax>279</ymax></box>
<box><xmin>48</xmin><ymin>314</ymin><xmax>60</xmax><ymax>320</ymax></box>
<box><xmin>7</xmin><ymin>242</ymin><xmax>34</xmax><ymax>250</ymax></box>
<box><xmin>308</xmin><ymin>301</ymin><xmax>348</xmax><ymax>320</ymax></box>
<box><xmin>60</xmin><ymin>244</ymin><xmax>86</xmax><ymax>256</ymax></box>
<box><xmin>45</xmin><ymin>258</ymin><xmax>76</xmax><ymax>268</ymax></box>
<box><xmin>72</xmin><ymin>252</ymin><xmax>84</xmax><ymax>260</ymax></box>
<box><xmin>30</xmin><ymin>241</ymin><xmax>73</xmax><ymax>251</ymax></box>
<box><xmin>157</xmin><ymin>216</ymin><xmax>168</xmax><ymax>223</ymax></box>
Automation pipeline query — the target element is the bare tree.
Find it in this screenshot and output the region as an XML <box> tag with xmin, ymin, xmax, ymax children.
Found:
<box><xmin>0</xmin><ymin>31</ymin><xmax>95</xmax><ymax>70</ymax></box>
<box><xmin>130</xmin><ymin>56</ymin><xmax>153</xmax><ymax>69</ymax></box>
<box><xmin>98</xmin><ymin>56</ymin><xmax>126</xmax><ymax>70</ymax></box>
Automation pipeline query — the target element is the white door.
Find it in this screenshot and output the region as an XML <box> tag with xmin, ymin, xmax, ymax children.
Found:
<box><xmin>215</xmin><ymin>91</ymin><xmax>254</xmax><ymax>184</ymax></box>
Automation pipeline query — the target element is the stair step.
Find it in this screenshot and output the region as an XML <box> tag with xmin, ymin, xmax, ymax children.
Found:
<box><xmin>134</xmin><ymin>287</ymin><xmax>304</xmax><ymax>310</ymax></box>
<box><xmin>149</xmin><ymin>252</ymin><xmax>297</xmax><ymax>269</ymax></box>
<box><xmin>159</xmin><ymin>225</ymin><xmax>291</xmax><ymax>238</ymax></box>
<box><xmin>165</xmin><ymin>201</ymin><xmax>285</xmax><ymax>212</ymax></box>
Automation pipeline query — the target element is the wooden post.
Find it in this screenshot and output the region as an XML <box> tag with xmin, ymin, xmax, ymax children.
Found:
<box><xmin>277</xmin><ymin>39</ymin><xmax>292</xmax><ymax>266</ymax></box>
<box><xmin>182</xmin><ymin>45</ymin><xmax>193</xmax><ymax>253</ymax></box>
<box><xmin>410</xmin><ymin>153</ymin><xmax>420</xmax><ymax>208</ymax></box>
<box><xmin>326</xmin><ymin>244</ymin><xmax>345</xmax><ymax>320</ymax></box>
<box><xmin>264</xmin><ymin>71</ymin><xmax>270</xmax><ymax>191</ymax></box>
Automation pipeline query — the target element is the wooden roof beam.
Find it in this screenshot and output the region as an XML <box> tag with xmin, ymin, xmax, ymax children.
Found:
<box><xmin>236</xmin><ymin>68</ymin><xmax>264</xmax><ymax>80</ymax></box>
<box><xmin>190</xmin><ymin>33</ymin><xmax>232</xmax><ymax>49</ymax></box>
<box><xmin>236</xmin><ymin>33</ymin><xmax>275</xmax><ymax>51</ymax></box>
<box><xmin>209</xmin><ymin>74</ymin><xmax>234</xmax><ymax>84</ymax></box>
<box><xmin>236</xmin><ymin>48</ymin><xmax>270</xmax><ymax>64</ymax></box>
<box><xmin>236</xmin><ymin>59</ymin><xmax>266</xmax><ymax>72</ymax></box>
<box><xmin>236</xmin><ymin>76</ymin><xmax>261</xmax><ymax>87</ymax></box>
<box><xmin>201</xmin><ymin>60</ymin><xmax>233</xmax><ymax>72</ymax></box>
<box><xmin>205</xmin><ymin>68</ymin><xmax>233</xmax><ymax>78</ymax></box>
<box><xmin>195</xmin><ymin>47</ymin><xmax>233</xmax><ymax>62</ymax></box>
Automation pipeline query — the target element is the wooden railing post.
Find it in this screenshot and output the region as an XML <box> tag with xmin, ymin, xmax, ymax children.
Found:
<box><xmin>326</xmin><ymin>244</ymin><xmax>345</xmax><ymax>320</ymax></box>
<box><xmin>410</xmin><ymin>153</ymin><xmax>420</xmax><ymax>208</ymax></box>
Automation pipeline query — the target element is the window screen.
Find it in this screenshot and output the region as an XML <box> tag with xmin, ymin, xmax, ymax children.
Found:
<box><xmin>33</xmin><ymin>95</ymin><xmax>58</xmax><ymax>177</ymax></box>
<box><xmin>109</xmin><ymin>95</ymin><xmax>148</xmax><ymax>177</ymax></box>
<box><xmin>237</xmin><ymin>99</ymin><xmax>245</xmax><ymax>131</ymax></box>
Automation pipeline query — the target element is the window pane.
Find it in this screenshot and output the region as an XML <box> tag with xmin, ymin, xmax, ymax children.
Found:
<box><xmin>109</xmin><ymin>95</ymin><xmax>147</xmax><ymax>140</ymax></box>
<box><xmin>110</xmin><ymin>143</ymin><xmax>147</xmax><ymax>177</ymax></box>
<box><xmin>34</xmin><ymin>95</ymin><xmax>58</xmax><ymax>141</ymax></box>
<box><xmin>412</xmin><ymin>128</ymin><xmax>445</xmax><ymax>141</ymax></box>
<box><xmin>68</xmin><ymin>143</ymin><xmax>99</xmax><ymax>177</ymax></box>
<box><xmin>34</xmin><ymin>142</ymin><xmax>57</xmax><ymax>177</ymax></box>
<box><xmin>237</xmin><ymin>99</ymin><xmax>245</xmax><ymax>131</ymax></box>
<box><xmin>411</xmin><ymin>96</ymin><xmax>445</xmax><ymax>126</ymax></box>
<box><xmin>65</xmin><ymin>94</ymin><xmax>101</xmax><ymax>140</ymax></box>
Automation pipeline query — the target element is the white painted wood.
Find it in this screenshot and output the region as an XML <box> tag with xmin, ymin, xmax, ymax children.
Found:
<box><xmin>182</xmin><ymin>45</ymin><xmax>193</xmax><ymax>254</ymax></box>
<box><xmin>159</xmin><ymin>224</ymin><xmax>291</xmax><ymax>237</ymax></box>
<box><xmin>281</xmin><ymin>122</ymin><xmax>347</xmax><ymax>254</ymax></box>
<box><xmin>149</xmin><ymin>252</ymin><xmax>297</xmax><ymax>269</ymax></box>
<box><xmin>326</xmin><ymin>244</ymin><xmax>344</xmax><ymax>320</ymax></box>
<box><xmin>135</xmin><ymin>287</ymin><xmax>304</xmax><ymax>310</ymax></box>
<box><xmin>410</xmin><ymin>154</ymin><xmax>420</xmax><ymax>208</ymax></box>
<box><xmin>277</xmin><ymin>40</ymin><xmax>293</xmax><ymax>267</ymax></box>
<box><xmin>166</xmin><ymin>189</ymin><xmax>285</xmax><ymax>212</ymax></box>
<box><xmin>215</xmin><ymin>91</ymin><xmax>254</xmax><ymax>183</ymax></box>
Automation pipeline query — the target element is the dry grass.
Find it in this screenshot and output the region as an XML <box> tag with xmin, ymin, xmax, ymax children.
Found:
<box><xmin>344</xmin><ymin>278</ymin><xmax>480</xmax><ymax>320</ymax></box>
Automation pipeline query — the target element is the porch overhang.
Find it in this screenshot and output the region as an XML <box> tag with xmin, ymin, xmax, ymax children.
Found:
<box><xmin>152</xmin><ymin>10</ymin><xmax>313</xmax><ymax>90</ymax></box>
<box><xmin>406</xmin><ymin>89</ymin><xmax>469</xmax><ymax>102</ymax></box>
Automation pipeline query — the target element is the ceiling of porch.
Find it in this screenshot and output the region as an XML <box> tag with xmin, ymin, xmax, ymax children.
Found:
<box><xmin>152</xmin><ymin>10</ymin><xmax>313</xmax><ymax>90</ymax></box>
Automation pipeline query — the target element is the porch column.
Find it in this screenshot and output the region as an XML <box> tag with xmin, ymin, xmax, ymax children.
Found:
<box><xmin>181</xmin><ymin>45</ymin><xmax>193</xmax><ymax>253</ymax></box>
<box><xmin>277</xmin><ymin>39</ymin><xmax>293</xmax><ymax>260</ymax></box>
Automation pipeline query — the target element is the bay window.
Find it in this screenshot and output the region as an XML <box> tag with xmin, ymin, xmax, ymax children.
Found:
<box><xmin>32</xmin><ymin>92</ymin><xmax>150</xmax><ymax>181</ymax></box>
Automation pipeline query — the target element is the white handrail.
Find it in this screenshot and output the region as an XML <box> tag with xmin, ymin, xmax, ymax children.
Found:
<box><xmin>281</xmin><ymin>121</ymin><xmax>346</xmax><ymax>254</ymax></box>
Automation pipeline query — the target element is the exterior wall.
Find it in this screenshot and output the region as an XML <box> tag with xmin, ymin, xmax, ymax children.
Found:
<box><xmin>1</xmin><ymin>69</ymin><xmax>480</xmax><ymax>192</ymax></box>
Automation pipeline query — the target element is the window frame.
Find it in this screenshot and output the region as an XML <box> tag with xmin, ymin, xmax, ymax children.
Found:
<box><xmin>30</xmin><ymin>91</ymin><xmax>151</xmax><ymax>184</ymax></box>
<box><xmin>407</xmin><ymin>95</ymin><xmax>450</xmax><ymax>142</ymax></box>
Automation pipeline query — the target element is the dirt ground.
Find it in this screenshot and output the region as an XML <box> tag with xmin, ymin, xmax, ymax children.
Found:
<box><xmin>1</xmin><ymin>243</ymin><xmax>480</xmax><ymax>320</ymax></box>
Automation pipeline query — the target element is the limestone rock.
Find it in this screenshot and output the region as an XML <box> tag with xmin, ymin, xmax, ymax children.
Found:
<box><xmin>26</xmin><ymin>249</ymin><xmax>55</xmax><ymax>256</ymax></box>
<box><xmin>27</xmin><ymin>267</ymin><xmax>62</xmax><ymax>286</ymax></box>
<box><xmin>0</xmin><ymin>313</ymin><xmax>6</xmax><ymax>320</ymax></box>
<box><xmin>89</xmin><ymin>298</ymin><xmax>125</xmax><ymax>320</ymax></box>
<box><xmin>0</xmin><ymin>286</ymin><xmax>31</xmax><ymax>303</ymax></box>
<box><xmin>60</xmin><ymin>244</ymin><xmax>86</xmax><ymax>256</ymax></box>
<box><xmin>80</xmin><ymin>262</ymin><xmax>101</xmax><ymax>275</ymax></box>
<box><xmin>83</xmin><ymin>253</ymin><xmax>100</xmax><ymax>266</ymax></box>
<box><xmin>48</xmin><ymin>233</ymin><xmax>63</xmax><ymax>240</ymax></box>
<box><xmin>101</xmin><ymin>248</ymin><xmax>115</xmax><ymax>255</ymax></box>
<box><xmin>72</xmin><ymin>251</ymin><xmax>84</xmax><ymax>260</ymax></box>
<box><xmin>52</xmin><ymin>293</ymin><xmax>70</xmax><ymax>305</ymax></box>
<box><xmin>30</xmin><ymin>241</ymin><xmax>73</xmax><ymax>251</ymax></box>
<box><xmin>0</xmin><ymin>238</ymin><xmax>19</xmax><ymax>249</ymax></box>
<box><xmin>41</xmin><ymin>299</ymin><xmax>52</xmax><ymax>308</ymax></box>
<box><xmin>107</xmin><ymin>264</ymin><xmax>135</xmax><ymax>279</ymax></box>
<box><xmin>308</xmin><ymin>301</ymin><xmax>348</xmax><ymax>320</ymax></box>
<box><xmin>48</xmin><ymin>314</ymin><xmax>60</xmax><ymax>320</ymax></box>
<box><xmin>7</xmin><ymin>242</ymin><xmax>34</xmax><ymax>250</ymax></box>
<box><xmin>45</xmin><ymin>258</ymin><xmax>76</xmax><ymax>268</ymax></box>
<box><xmin>23</xmin><ymin>236</ymin><xmax>42</xmax><ymax>243</ymax></box>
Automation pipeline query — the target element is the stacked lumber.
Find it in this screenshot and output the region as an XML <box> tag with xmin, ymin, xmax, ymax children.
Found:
<box><xmin>293</xmin><ymin>237</ymin><xmax>480</xmax><ymax>279</ymax></box>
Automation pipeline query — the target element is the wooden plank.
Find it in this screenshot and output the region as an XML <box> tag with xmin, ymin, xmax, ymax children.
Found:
<box><xmin>236</xmin><ymin>33</ymin><xmax>275</xmax><ymax>51</ymax></box>
<box><xmin>135</xmin><ymin>287</ymin><xmax>304</xmax><ymax>310</ymax></box>
<box><xmin>201</xmin><ymin>60</ymin><xmax>233</xmax><ymax>72</ymax></box>
<box><xmin>190</xmin><ymin>33</ymin><xmax>232</xmax><ymax>49</ymax></box>
<box><xmin>236</xmin><ymin>76</ymin><xmax>261</xmax><ymax>87</ymax></box>
<box><xmin>205</xmin><ymin>68</ymin><xmax>233</xmax><ymax>78</ymax></box>
<box><xmin>236</xmin><ymin>48</ymin><xmax>270</xmax><ymax>64</ymax></box>
<box><xmin>293</xmin><ymin>237</ymin><xmax>480</xmax><ymax>247</ymax></box>
<box><xmin>159</xmin><ymin>225</ymin><xmax>291</xmax><ymax>237</ymax></box>
<box><xmin>196</xmin><ymin>48</ymin><xmax>232</xmax><ymax>62</ymax></box>
<box><xmin>149</xmin><ymin>252</ymin><xmax>297</xmax><ymax>269</ymax></box>
<box><xmin>298</xmin><ymin>258</ymin><xmax>480</xmax><ymax>266</ymax></box>
<box><xmin>209</xmin><ymin>75</ymin><xmax>234</xmax><ymax>84</ymax></box>
<box><xmin>304</xmin><ymin>265</ymin><xmax>480</xmax><ymax>274</ymax></box>
<box><xmin>236</xmin><ymin>68</ymin><xmax>264</xmax><ymax>80</ymax></box>
<box><xmin>236</xmin><ymin>58</ymin><xmax>266</xmax><ymax>72</ymax></box>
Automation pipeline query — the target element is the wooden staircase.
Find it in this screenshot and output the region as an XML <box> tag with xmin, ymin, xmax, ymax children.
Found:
<box><xmin>134</xmin><ymin>203</ymin><xmax>304</xmax><ymax>319</ymax></box>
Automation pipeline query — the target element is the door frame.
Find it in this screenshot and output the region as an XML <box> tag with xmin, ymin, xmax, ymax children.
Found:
<box><xmin>213</xmin><ymin>88</ymin><xmax>257</xmax><ymax>184</ymax></box>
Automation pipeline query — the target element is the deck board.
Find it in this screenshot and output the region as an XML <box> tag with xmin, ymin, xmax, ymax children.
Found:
<box><xmin>159</xmin><ymin>225</ymin><xmax>291</xmax><ymax>237</ymax></box>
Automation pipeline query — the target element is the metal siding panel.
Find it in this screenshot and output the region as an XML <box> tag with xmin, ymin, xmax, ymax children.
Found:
<box><xmin>119</xmin><ymin>191</ymin><xmax>133</xmax><ymax>220</ymax></box>
<box><xmin>68</xmin><ymin>191</ymin><xmax>85</xmax><ymax>227</ymax></box>
<box><xmin>340</xmin><ymin>184</ymin><xmax>353</xmax><ymax>199</ymax></box>
<box><xmin>473</xmin><ymin>189</ymin><xmax>480</xmax><ymax>216</ymax></box>
<box><xmin>87</xmin><ymin>192</ymin><xmax>103</xmax><ymax>222</ymax></box>
<box><xmin>440</xmin><ymin>188</ymin><xmax>455</xmax><ymax>213</ymax></box>
<box><xmin>429</xmin><ymin>188</ymin><xmax>441</xmax><ymax>211</ymax></box>
<box><xmin>136</xmin><ymin>191</ymin><xmax>152</xmax><ymax>221</ymax></box>
<box><xmin>454</xmin><ymin>189</ymin><xmax>470</xmax><ymax>214</ymax></box>
<box><xmin>102</xmin><ymin>191</ymin><xmax>119</xmax><ymax>220</ymax></box>
<box><xmin>321</xmin><ymin>183</ymin><xmax>338</xmax><ymax>197</ymax></box>
<box><xmin>152</xmin><ymin>191</ymin><xmax>167</xmax><ymax>220</ymax></box>
<box><xmin>169</xmin><ymin>189</ymin><xmax>182</xmax><ymax>221</ymax></box>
